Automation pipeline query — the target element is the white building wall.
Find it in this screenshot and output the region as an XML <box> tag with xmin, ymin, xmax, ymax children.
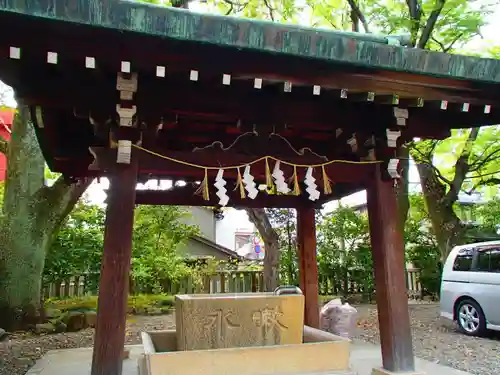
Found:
<box><xmin>216</xmin><ymin>209</ymin><xmax>254</xmax><ymax>250</ymax></box>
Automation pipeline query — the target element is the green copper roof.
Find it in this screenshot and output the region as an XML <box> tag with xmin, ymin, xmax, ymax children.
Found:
<box><xmin>1</xmin><ymin>0</ymin><xmax>500</xmax><ymax>84</ymax></box>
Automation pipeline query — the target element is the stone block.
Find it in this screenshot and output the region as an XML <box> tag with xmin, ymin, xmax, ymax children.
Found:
<box><xmin>64</xmin><ymin>311</ymin><xmax>86</xmax><ymax>332</ymax></box>
<box><xmin>84</xmin><ymin>311</ymin><xmax>97</xmax><ymax>328</ymax></box>
<box><xmin>175</xmin><ymin>293</ymin><xmax>304</xmax><ymax>351</ymax></box>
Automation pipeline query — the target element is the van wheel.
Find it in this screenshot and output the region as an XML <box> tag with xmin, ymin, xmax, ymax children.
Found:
<box><xmin>456</xmin><ymin>299</ymin><xmax>487</xmax><ymax>336</ymax></box>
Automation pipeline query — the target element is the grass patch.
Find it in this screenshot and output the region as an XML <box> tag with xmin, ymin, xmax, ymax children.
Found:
<box><xmin>45</xmin><ymin>294</ymin><xmax>175</xmax><ymax>314</ymax></box>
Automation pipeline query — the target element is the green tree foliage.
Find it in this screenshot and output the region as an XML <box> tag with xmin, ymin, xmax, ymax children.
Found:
<box><xmin>131</xmin><ymin>205</ymin><xmax>199</xmax><ymax>293</ymax></box>
<box><xmin>412</xmin><ymin>125</ymin><xmax>500</xmax><ymax>261</ymax></box>
<box><xmin>44</xmin><ymin>202</ymin><xmax>200</xmax><ymax>295</ymax></box>
<box><xmin>44</xmin><ymin>201</ymin><xmax>105</xmax><ymax>293</ymax></box>
<box><xmin>404</xmin><ymin>194</ymin><xmax>441</xmax><ymax>297</ymax></box>
<box><xmin>317</xmin><ymin>206</ymin><xmax>373</xmax><ymax>299</ymax></box>
<box><xmin>475</xmin><ymin>198</ymin><xmax>500</xmax><ymax>236</ymax></box>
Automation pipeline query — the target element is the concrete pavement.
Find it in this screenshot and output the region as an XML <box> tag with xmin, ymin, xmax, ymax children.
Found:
<box><xmin>25</xmin><ymin>341</ymin><xmax>473</xmax><ymax>375</ymax></box>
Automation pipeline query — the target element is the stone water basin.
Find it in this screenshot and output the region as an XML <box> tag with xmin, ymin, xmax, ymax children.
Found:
<box><xmin>138</xmin><ymin>293</ymin><xmax>351</xmax><ymax>375</ymax></box>
<box><xmin>139</xmin><ymin>326</ymin><xmax>351</xmax><ymax>375</ymax></box>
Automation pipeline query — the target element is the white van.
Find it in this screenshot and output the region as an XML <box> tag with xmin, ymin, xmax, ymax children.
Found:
<box><xmin>440</xmin><ymin>240</ymin><xmax>500</xmax><ymax>336</ymax></box>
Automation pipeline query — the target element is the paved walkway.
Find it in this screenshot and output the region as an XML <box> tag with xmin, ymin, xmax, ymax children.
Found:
<box><xmin>25</xmin><ymin>346</ymin><xmax>143</xmax><ymax>375</ymax></box>
<box><xmin>350</xmin><ymin>341</ymin><xmax>471</xmax><ymax>375</ymax></box>
<box><xmin>26</xmin><ymin>341</ymin><xmax>472</xmax><ymax>375</ymax></box>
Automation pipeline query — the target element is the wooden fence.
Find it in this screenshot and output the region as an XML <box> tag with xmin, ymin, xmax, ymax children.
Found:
<box><xmin>44</xmin><ymin>268</ymin><xmax>422</xmax><ymax>299</ymax></box>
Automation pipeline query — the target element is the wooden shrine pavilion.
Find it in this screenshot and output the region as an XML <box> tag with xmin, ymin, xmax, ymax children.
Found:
<box><xmin>1</xmin><ymin>1</ymin><xmax>500</xmax><ymax>375</ymax></box>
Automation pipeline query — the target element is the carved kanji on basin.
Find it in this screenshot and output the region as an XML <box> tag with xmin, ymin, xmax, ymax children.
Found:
<box><xmin>175</xmin><ymin>294</ymin><xmax>304</xmax><ymax>351</ymax></box>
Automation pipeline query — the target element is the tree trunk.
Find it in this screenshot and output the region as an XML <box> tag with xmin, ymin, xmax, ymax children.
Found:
<box><xmin>417</xmin><ymin>163</ymin><xmax>464</xmax><ymax>262</ymax></box>
<box><xmin>263</xmin><ymin>240</ymin><xmax>280</xmax><ymax>291</ymax></box>
<box><xmin>285</xmin><ymin>215</ymin><xmax>295</xmax><ymax>284</ymax></box>
<box><xmin>245</xmin><ymin>208</ymin><xmax>280</xmax><ymax>291</ymax></box>
<box><xmin>0</xmin><ymin>105</ymin><xmax>89</xmax><ymax>330</ymax></box>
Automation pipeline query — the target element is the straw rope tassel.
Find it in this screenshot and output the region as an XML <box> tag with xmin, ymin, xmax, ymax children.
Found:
<box><xmin>235</xmin><ymin>167</ymin><xmax>246</xmax><ymax>199</ymax></box>
<box><xmin>322</xmin><ymin>165</ymin><xmax>333</xmax><ymax>195</ymax></box>
<box><xmin>194</xmin><ymin>169</ymin><xmax>210</xmax><ymax>201</ymax></box>
<box><xmin>292</xmin><ymin>166</ymin><xmax>300</xmax><ymax>196</ymax></box>
<box><xmin>194</xmin><ymin>169</ymin><xmax>210</xmax><ymax>200</ymax></box>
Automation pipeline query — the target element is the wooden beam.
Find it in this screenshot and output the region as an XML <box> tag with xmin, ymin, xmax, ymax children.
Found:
<box><xmin>297</xmin><ymin>207</ymin><xmax>320</xmax><ymax>329</ymax></box>
<box><xmin>133</xmin><ymin>185</ymin><xmax>322</xmax><ymax>209</ymax></box>
<box><xmin>91</xmin><ymin>162</ymin><xmax>138</xmax><ymax>375</ymax></box>
<box><xmin>17</xmin><ymin>70</ymin><xmax>500</xmax><ymax>133</ymax></box>
<box><xmin>114</xmin><ymin>183</ymin><xmax>363</xmax><ymax>208</ymax></box>
<box><xmin>18</xmin><ymin>72</ymin><xmax>395</xmax><ymax>129</ymax></box>
<box><xmin>366</xmin><ymin>166</ymin><xmax>415</xmax><ymax>372</ymax></box>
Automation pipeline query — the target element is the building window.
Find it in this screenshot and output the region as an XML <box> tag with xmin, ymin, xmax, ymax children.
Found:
<box><xmin>453</xmin><ymin>248</ymin><xmax>474</xmax><ymax>271</ymax></box>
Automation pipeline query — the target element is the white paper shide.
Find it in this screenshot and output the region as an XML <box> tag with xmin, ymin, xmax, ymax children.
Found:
<box><xmin>214</xmin><ymin>169</ymin><xmax>229</xmax><ymax>206</ymax></box>
<box><xmin>304</xmin><ymin>167</ymin><xmax>320</xmax><ymax>201</ymax></box>
<box><xmin>243</xmin><ymin>165</ymin><xmax>259</xmax><ymax>199</ymax></box>
<box><xmin>272</xmin><ymin>161</ymin><xmax>290</xmax><ymax>194</ymax></box>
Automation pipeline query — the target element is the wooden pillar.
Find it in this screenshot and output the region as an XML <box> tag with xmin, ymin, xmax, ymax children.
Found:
<box><xmin>297</xmin><ymin>206</ymin><xmax>320</xmax><ymax>328</ymax></box>
<box><xmin>91</xmin><ymin>162</ymin><xmax>138</xmax><ymax>375</ymax></box>
<box><xmin>366</xmin><ymin>169</ymin><xmax>415</xmax><ymax>373</ymax></box>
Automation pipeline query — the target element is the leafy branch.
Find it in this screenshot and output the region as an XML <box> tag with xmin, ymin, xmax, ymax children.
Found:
<box><xmin>36</xmin><ymin>176</ymin><xmax>93</xmax><ymax>228</ymax></box>
<box><xmin>431</xmin><ymin>32</ymin><xmax>464</xmax><ymax>53</ymax></box>
<box><xmin>418</xmin><ymin>0</ymin><xmax>446</xmax><ymax>48</ymax></box>
<box><xmin>468</xmin><ymin>148</ymin><xmax>500</xmax><ymax>172</ymax></box>
<box><xmin>406</xmin><ymin>0</ymin><xmax>422</xmax><ymax>46</ymax></box>
<box><xmin>222</xmin><ymin>0</ymin><xmax>248</xmax><ymax>14</ymax></box>
<box><xmin>346</xmin><ymin>0</ymin><xmax>370</xmax><ymax>33</ymax></box>
<box><xmin>263</xmin><ymin>0</ymin><xmax>276</xmax><ymax>21</ymax></box>
<box><xmin>443</xmin><ymin>128</ymin><xmax>479</xmax><ymax>205</ymax></box>
<box><xmin>466</xmin><ymin>177</ymin><xmax>500</xmax><ymax>195</ymax></box>
<box><xmin>409</xmin><ymin>127</ymin><xmax>499</xmax><ymax>199</ymax></box>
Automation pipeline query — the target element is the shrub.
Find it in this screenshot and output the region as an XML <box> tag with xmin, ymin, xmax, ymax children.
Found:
<box><xmin>45</xmin><ymin>296</ymin><xmax>98</xmax><ymax>312</ymax></box>
<box><xmin>44</xmin><ymin>294</ymin><xmax>175</xmax><ymax>314</ymax></box>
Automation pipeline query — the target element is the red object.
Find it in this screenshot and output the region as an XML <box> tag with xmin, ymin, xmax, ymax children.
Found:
<box><xmin>0</xmin><ymin>108</ymin><xmax>15</xmax><ymax>182</ymax></box>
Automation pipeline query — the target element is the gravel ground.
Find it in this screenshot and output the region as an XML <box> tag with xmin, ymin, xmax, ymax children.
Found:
<box><xmin>354</xmin><ymin>303</ymin><xmax>500</xmax><ymax>375</ymax></box>
<box><xmin>0</xmin><ymin>315</ymin><xmax>175</xmax><ymax>375</ymax></box>
<box><xmin>1</xmin><ymin>304</ymin><xmax>499</xmax><ymax>375</ymax></box>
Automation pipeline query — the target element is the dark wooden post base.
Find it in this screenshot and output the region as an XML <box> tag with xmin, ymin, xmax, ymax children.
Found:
<box><xmin>91</xmin><ymin>163</ymin><xmax>138</xmax><ymax>375</ymax></box>
<box><xmin>297</xmin><ymin>207</ymin><xmax>320</xmax><ymax>328</ymax></box>
<box><xmin>367</xmin><ymin>170</ymin><xmax>415</xmax><ymax>372</ymax></box>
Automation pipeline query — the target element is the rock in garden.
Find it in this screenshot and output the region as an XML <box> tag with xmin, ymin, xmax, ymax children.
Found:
<box><xmin>84</xmin><ymin>311</ymin><xmax>97</xmax><ymax>328</ymax></box>
<box><xmin>53</xmin><ymin>321</ymin><xmax>67</xmax><ymax>333</ymax></box>
<box><xmin>0</xmin><ymin>327</ymin><xmax>8</xmax><ymax>341</ymax></box>
<box><xmin>65</xmin><ymin>312</ymin><xmax>86</xmax><ymax>332</ymax></box>
<box><xmin>35</xmin><ymin>323</ymin><xmax>55</xmax><ymax>335</ymax></box>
